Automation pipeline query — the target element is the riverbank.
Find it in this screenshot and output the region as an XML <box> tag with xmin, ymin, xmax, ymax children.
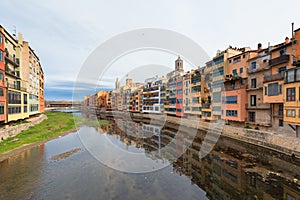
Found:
<box><xmin>0</xmin><ymin>112</ymin><xmax>82</xmax><ymax>162</ymax></box>
<box><xmin>97</xmin><ymin>111</ymin><xmax>300</xmax><ymax>157</ymax></box>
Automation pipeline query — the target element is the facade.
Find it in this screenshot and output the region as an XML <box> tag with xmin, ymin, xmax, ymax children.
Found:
<box><xmin>165</xmin><ymin>56</ymin><xmax>184</xmax><ymax>115</ymax></box>
<box><xmin>0</xmin><ymin>25</ymin><xmax>45</xmax><ymax>124</ymax></box>
<box><xmin>142</xmin><ymin>76</ymin><xmax>167</xmax><ymax>114</ymax></box>
<box><xmin>221</xmin><ymin>50</ymin><xmax>257</xmax><ymax>124</ymax></box>
<box><xmin>83</xmin><ymin>24</ymin><xmax>300</xmax><ymax>137</ymax></box>
<box><xmin>96</xmin><ymin>90</ymin><xmax>107</xmax><ymax>109</ymax></box>
<box><xmin>1</xmin><ymin>28</ymin><xmax>29</xmax><ymax>122</ymax></box>
<box><xmin>38</xmin><ymin>63</ymin><xmax>44</xmax><ymax>112</ymax></box>
<box><xmin>211</xmin><ymin>48</ymin><xmax>242</xmax><ymax>120</ymax></box>
<box><xmin>201</xmin><ymin>62</ymin><xmax>214</xmax><ymax>121</ymax></box>
<box><xmin>263</xmin><ymin>37</ymin><xmax>294</xmax><ymax>132</ymax></box>
<box><xmin>0</xmin><ymin>28</ymin><xmax>6</xmax><ymax>122</ymax></box>
<box><xmin>22</xmin><ymin>42</ymin><xmax>40</xmax><ymax>116</ymax></box>
<box><xmin>246</xmin><ymin>47</ymin><xmax>272</xmax><ymax>127</ymax></box>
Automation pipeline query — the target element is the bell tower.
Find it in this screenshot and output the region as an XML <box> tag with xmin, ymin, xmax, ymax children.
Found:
<box><xmin>175</xmin><ymin>56</ymin><xmax>183</xmax><ymax>71</ymax></box>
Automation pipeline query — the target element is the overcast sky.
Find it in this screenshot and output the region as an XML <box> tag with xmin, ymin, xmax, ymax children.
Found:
<box><xmin>1</xmin><ymin>0</ymin><xmax>300</xmax><ymax>101</ymax></box>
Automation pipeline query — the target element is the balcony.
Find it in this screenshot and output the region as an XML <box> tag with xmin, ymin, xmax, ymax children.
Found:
<box><xmin>263</xmin><ymin>73</ymin><xmax>284</xmax><ymax>83</ymax></box>
<box><xmin>248</xmin><ymin>63</ymin><xmax>270</xmax><ymax>74</ymax></box>
<box><xmin>202</xmin><ymin>103</ymin><xmax>211</xmax><ymax>109</ymax></box>
<box><xmin>5</xmin><ymin>54</ymin><xmax>20</xmax><ymax>67</ymax></box>
<box><xmin>5</xmin><ymin>66</ymin><xmax>20</xmax><ymax>78</ymax></box>
<box><xmin>6</xmin><ymin>80</ymin><xmax>26</xmax><ymax>91</ymax></box>
<box><xmin>269</xmin><ymin>55</ymin><xmax>290</xmax><ymax>67</ymax></box>
<box><xmin>247</xmin><ymin>103</ymin><xmax>271</xmax><ymax>110</ymax></box>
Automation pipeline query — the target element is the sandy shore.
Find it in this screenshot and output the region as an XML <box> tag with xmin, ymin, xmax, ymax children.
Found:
<box><xmin>0</xmin><ymin>128</ymin><xmax>78</xmax><ymax>163</ymax></box>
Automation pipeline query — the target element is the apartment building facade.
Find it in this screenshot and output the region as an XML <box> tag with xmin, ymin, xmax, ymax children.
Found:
<box><xmin>221</xmin><ymin>49</ymin><xmax>257</xmax><ymax>124</ymax></box>
<box><xmin>0</xmin><ymin>29</ymin><xmax>6</xmax><ymax>122</ymax></box>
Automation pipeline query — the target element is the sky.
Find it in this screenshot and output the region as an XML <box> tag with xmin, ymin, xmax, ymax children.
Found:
<box><xmin>1</xmin><ymin>0</ymin><xmax>300</xmax><ymax>101</ymax></box>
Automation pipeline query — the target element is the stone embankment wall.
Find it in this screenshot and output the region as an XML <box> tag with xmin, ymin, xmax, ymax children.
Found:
<box><xmin>101</xmin><ymin>111</ymin><xmax>300</xmax><ymax>157</ymax></box>
<box><xmin>0</xmin><ymin>114</ymin><xmax>48</xmax><ymax>142</ymax></box>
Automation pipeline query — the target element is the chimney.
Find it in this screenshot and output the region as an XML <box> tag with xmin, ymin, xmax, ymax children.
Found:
<box><xmin>258</xmin><ymin>43</ymin><xmax>262</xmax><ymax>51</ymax></box>
<box><xmin>285</xmin><ymin>37</ymin><xmax>290</xmax><ymax>44</ymax></box>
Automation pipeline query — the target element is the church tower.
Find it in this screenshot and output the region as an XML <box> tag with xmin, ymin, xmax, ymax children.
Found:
<box><xmin>115</xmin><ymin>77</ymin><xmax>120</xmax><ymax>90</ymax></box>
<box><xmin>175</xmin><ymin>56</ymin><xmax>183</xmax><ymax>71</ymax></box>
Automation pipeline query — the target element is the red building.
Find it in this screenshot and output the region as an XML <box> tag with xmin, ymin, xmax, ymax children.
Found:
<box><xmin>176</xmin><ymin>76</ymin><xmax>184</xmax><ymax>117</ymax></box>
<box><xmin>0</xmin><ymin>31</ymin><xmax>6</xmax><ymax>122</ymax></box>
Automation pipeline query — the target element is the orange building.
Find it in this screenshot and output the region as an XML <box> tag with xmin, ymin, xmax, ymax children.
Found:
<box><xmin>263</xmin><ymin>37</ymin><xmax>294</xmax><ymax>131</ymax></box>
<box><xmin>283</xmin><ymin>28</ymin><xmax>300</xmax><ymax>136</ymax></box>
<box><xmin>96</xmin><ymin>90</ymin><xmax>107</xmax><ymax>109</ymax></box>
<box><xmin>246</xmin><ymin>46</ymin><xmax>272</xmax><ymax>127</ymax></box>
<box><xmin>221</xmin><ymin>50</ymin><xmax>257</xmax><ymax>124</ymax></box>
<box><xmin>39</xmin><ymin>64</ymin><xmax>45</xmax><ymax>112</ymax></box>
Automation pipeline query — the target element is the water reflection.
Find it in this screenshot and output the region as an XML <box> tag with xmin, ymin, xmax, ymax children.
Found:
<box><xmin>94</xmin><ymin>116</ymin><xmax>300</xmax><ymax>200</ymax></box>
<box><xmin>0</xmin><ymin>114</ymin><xmax>299</xmax><ymax>199</ymax></box>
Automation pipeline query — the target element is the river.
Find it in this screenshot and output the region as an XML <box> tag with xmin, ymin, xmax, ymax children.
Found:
<box><xmin>0</xmin><ymin>115</ymin><xmax>299</xmax><ymax>200</ymax></box>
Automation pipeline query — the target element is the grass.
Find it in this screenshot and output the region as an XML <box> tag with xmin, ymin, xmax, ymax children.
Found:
<box><xmin>0</xmin><ymin>112</ymin><xmax>82</xmax><ymax>154</ymax></box>
<box><xmin>0</xmin><ymin>112</ymin><xmax>110</xmax><ymax>154</ymax></box>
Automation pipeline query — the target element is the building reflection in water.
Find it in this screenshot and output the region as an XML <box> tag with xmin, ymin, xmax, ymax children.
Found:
<box><xmin>92</xmin><ymin>115</ymin><xmax>300</xmax><ymax>200</ymax></box>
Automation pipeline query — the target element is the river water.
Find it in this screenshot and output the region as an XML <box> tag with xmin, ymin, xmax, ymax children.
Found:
<box><xmin>0</xmin><ymin>115</ymin><xmax>299</xmax><ymax>200</ymax></box>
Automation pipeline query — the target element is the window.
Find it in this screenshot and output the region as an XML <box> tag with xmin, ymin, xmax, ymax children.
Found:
<box><xmin>24</xmin><ymin>106</ymin><xmax>27</xmax><ymax>113</ymax></box>
<box><xmin>286</xmin><ymin>88</ymin><xmax>296</xmax><ymax>101</ymax></box>
<box><xmin>0</xmin><ymin>88</ymin><xmax>3</xmax><ymax>96</ymax></box>
<box><xmin>279</xmin><ymin>84</ymin><xmax>282</xmax><ymax>94</ymax></box>
<box><xmin>243</xmin><ymin>54</ymin><xmax>246</xmax><ymax>59</ymax></box>
<box><xmin>251</xmin><ymin>78</ymin><xmax>257</xmax><ymax>88</ymax></box>
<box><xmin>250</xmin><ymin>95</ymin><xmax>256</xmax><ymax>106</ymax></box>
<box><xmin>286</xmin><ymin>69</ymin><xmax>295</xmax><ymax>83</ymax></box>
<box><xmin>222</xmin><ymin>96</ymin><xmax>237</xmax><ymax>104</ymax></box>
<box><xmin>23</xmin><ymin>94</ymin><xmax>28</xmax><ymax>104</ymax></box>
<box><xmin>279</xmin><ymin>119</ymin><xmax>284</xmax><ymax>127</ymax></box>
<box><xmin>0</xmin><ymin>51</ymin><xmax>2</xmax><ymax>61</ymax></box>
<box><xmin>0</xmin><ymin>34</ymin><xmax>2</xmax><ymax>43</ymax></box>
<box><xmin>249</xmin><ymin>112</ymin><xmax>256</xmax><ymax>122</ymax></box>
<box><xmin>8</xmin><ymin>91</ymin><xmax>21</xmax><ymax>104</ymax></box>
<box><xmin>232</xmin><ymin>69</ymin><xmax>237</xmax><ymax>75</ymax></box>
<box><xmin>268</xmin><ymin>83</ymin><xmax>279</xmax><ymax>96</ymax></box>
<box><xmin>233</xmin><ymin>56</ymin><xmax>241</xmax><ymax>64</ymax></box>
<box><xmin>226</xmin><ymin>110</ymin><xmax>238</xmax><ymax>117</ymax></box>
<box><xmin>240</xmin><ymin>68</ymin><xmax>243</xmax><ymax>74</ymax></box>
<box><xmin>264</xmin><ymin>87</ymin><xmax>267</xmax><ymax>95</ymax></box>
<box><xmin>0</xmin><ymin>104</ymin><xmax>4</xmax><ymax>115</ymax></box>
<box><xmin>286</xmin><ymin>109</ymin><xmax>296</xmax><ymax>118</ymax></box>
<box><xmin>279</xmin><ymin>48</ymin><xmax>286</xmax><ymax>56</ymax></box>
<box><xmin>212</xmin><ymin>92</ymin><xmax>221</xmax><ymax>102</ymax></box>
<box><xmin>278</xmin><ymin>66</ymin><xmax>286</xmax><ymax>77</ymax></box>
<box><xmin>251</xmin><ymin>62</ymin><xmax>256</xmax><ymax>71</ymax></box>
<box><xmin>279</xmin><ymin>104</ymin><xmax>283</xmax><ymax>116</ymax></box>
<box><xmin>177</xmin><ymin>82</ymin><xmax>182</xmax><ymax>86</ymax></box>
<box><xmin>213</xmin><ymin>67</ymin><xmax>224</xmax><ymax>77</ymax></box>
<box><xmin>8</xmin><ymin>106</ymin><xmax>21</xmax><ymax>114</ymax></box>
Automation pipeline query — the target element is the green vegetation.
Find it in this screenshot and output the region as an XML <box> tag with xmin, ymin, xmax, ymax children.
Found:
<box><xmin>0</xmin><ymin>112</ymin><xmax>110</xmax><ymax>154</ymax></box>
<box><xmin>0</xmin><ymin>112</ymin><xmax>82</xmax><ymax>154</ymax></box>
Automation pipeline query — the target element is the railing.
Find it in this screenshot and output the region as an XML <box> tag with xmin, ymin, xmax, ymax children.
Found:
<box><xmin>248</xmin><ymin>63</ymin><xmax>270</xmax><ymax>74</ymax></box>
<box><xmin>263</xmin><ymin>73</ymin><xmax>284</xmax><ymax>83</ymax></box>
<box><xmin>6</xmin><ymin>81</ymin><xmax>26</xmax><ymax>91</ymax></box>
<box><xmin>202</xmin><ymin>103</ymin><xmax>211</xmax><ymax>109</ymax></box>
<box><xmin>5</xmin><ymin>66</ymin><xmax>20</xmax><ymax>78</ymax></box>
<box><xmin>5</xmin><ymin>53</ymin><xmax>20</xmax><ymax>66</ymax></box>
<box><xmin>247</xmin><ymin>103</ymin><xmax>271</xmax><ymax>109</ymax></box>
<box><xmin>269</xmin><ymin>54</ymin><xmax>290</xmax><ymax>66</ymax></box>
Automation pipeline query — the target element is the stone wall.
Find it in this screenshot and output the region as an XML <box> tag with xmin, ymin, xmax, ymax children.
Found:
<box><xmin>0</xmin><ymin>114</ymin><xmax>48</xmax><ymax>142</ymax></box>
